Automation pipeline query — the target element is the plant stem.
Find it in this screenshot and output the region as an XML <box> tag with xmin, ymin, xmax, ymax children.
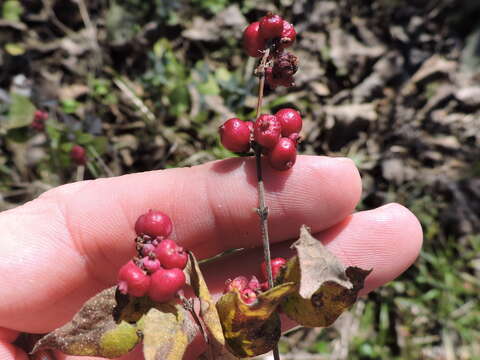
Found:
<box><xmin>254</xmin><ymin>49</ymin><xmax>281</xmax><ymax>360</ymax></box>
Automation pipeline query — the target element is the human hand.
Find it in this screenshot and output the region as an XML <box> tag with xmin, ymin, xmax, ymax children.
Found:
<box><xmin>0</xmin><ymin>155</ymin><xmax>422</xmax><ymax>360</ymax></box>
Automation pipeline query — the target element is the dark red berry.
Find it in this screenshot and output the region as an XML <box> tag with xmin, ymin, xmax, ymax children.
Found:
<box><xmin>253</xmin><ymin>114</ymin><xmax>282</xmax><ymax>149</ymax></box>
<box><xmin>70</xmin><ymin>145</ymin><xmax>87</xmax><ymax>166</ymax></box>
<box><xmin>268</xmin><ymin>138</ymin><xmax>297</xmax><ymax>171</ymax></box>
<box><xmin>260</xmin><ymin>281</ymin><xmax>269</xmax><ymax>291</ymax></box>
<box><xmin>148</xmin><ymin>267</ymin><xmax>186</xmax><ymax>303</ymax></box>
<box><xmin>259</xmin><ymin>13</ymin><xmax>284</xmax><ymax>41</ymax></box>
<box><xmin>279</xmin><ymin>21</ymin><xmax>296</xmax><ymax>50</ymax></box>
<box><xmin>275</xmin><ymin>108</ymin><xmax>302</xmax><ymax>136</ymax></box>
<box><xmin>219</xmin><ymin>118</ymin><xmax>251</xmax><ymax>153</ymax></box>
<box><xmin>154</xmin><ymin>239</ymin><xmax>188</xmax><ymax>269</ymax></box>
<box><xmin>118</xmin><ymin>260</ymin><xmax>151</xmax><ymax>297</ymax></box>
<box><xmin>243</xmin><ymin>22</ymin><xmax>266</xmax><ymax>58</ymax></box>
<box><xmin>241</xmin><ymin>288</ymin><xmax>257</xmax><ymax>304</ymax></box>
<box><xmin>135</xmin><ymin>210</ymin><xmax>173</xmax><ymax>238</ymax></box>
<box><xmin>261</xmin><ymin>257</ymin><xmax>287</xmax><ymax>280</ymax></box>
<box><xmin>224</xmin><ymin>276</ymin><xmax>248</xmax><ymax>293</ymax></box>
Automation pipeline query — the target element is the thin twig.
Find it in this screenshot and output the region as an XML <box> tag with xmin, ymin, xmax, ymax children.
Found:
<box><xmin>253</xmin><ymin>48</ymin><xmax>281</xmax><ymax>360</ymax></box>
<box><xmin>75</xmin><ymin>165</ymin><xmax>85</xmax><ymax>182</ymax></box>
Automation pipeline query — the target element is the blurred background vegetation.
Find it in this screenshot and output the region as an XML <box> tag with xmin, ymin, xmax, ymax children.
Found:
<box><xmin>1</xmin><ymin>0</ymin><xmax>479</xmax><ymax>358</ymax></box>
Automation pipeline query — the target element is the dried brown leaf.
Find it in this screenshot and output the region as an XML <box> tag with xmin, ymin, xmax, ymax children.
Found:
<box><xmin>280</xmin><ymin>225</ymin><xmax>372</xmax><ymax>327</ymax></box>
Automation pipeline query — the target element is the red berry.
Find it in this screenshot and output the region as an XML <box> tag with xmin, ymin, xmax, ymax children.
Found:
<box><xmin>224</xmin><ymin>275</ymin><xmax>249</xmax><ymax>293</ymax></box>
<box><xmin>34</xmin><ymin>110</ymin><xmax>48</xmax><ymax>121</ymax></box>
<box><xmin>154</xmin><ymin>239</ymin><xmax>188</xmax><ymax>269</ymax></box>
<box><xmin>261</xmin><ymin>257</ymin><xmax>287</xmax><ymax>280</ymax></box>
<box><xmin>70</xmin><ymin>145</ymin><xmax>87</xmax><ymax>166</ymax></box>
<box><xmin>279</xmin><ymin>21</ymin><xmax>296</xmax><ymax>50</ymax></box>
<box><xmin>135</xmin><ymin>210</ymin><xmax>173</xmax><ymax>238</ymax></box>
<box><xmin>268</xmin><ymin>138</ymin><xmax>297</xmax><ymax>171</ymax></box>
<box><xmin>253</xmin><ymin>114</ymin><xmax>282</xmax><ymax>149</ymax></box>
<box><xmin>141</xmin><ymin>257</ymin><xmax>161</xmax><ymax>273</ymax></box>
<box><xmin>148</xmin><ymin>267</ymin><xmax>186</xmax><ymax>303</ymax></box>
<box><xmin>241</xmin><ymin>288</ymin><xmax>257</xmax><ymax>304</ymax></box>
<box><xmin>259</xmin><ymin>13</ymin><xmax>284</xmax><ymax>41</ymax></box>
<box><xmin>219</xmin><ymin>118</ymin><xmax>251</xmax><ymax>153</ymax></box>
<box><xmin>275</xmin><ymin>108</ymin><xmax>302</xmax><ymax>136</ymax></box>
<box><xmin>118</xmin><ymin>260</ymin><xmax>151</xmax><ymax>297</ymax></box>
<box><xmin>243</xmin><ymin>22</ymin><xmax>266</xmax><ymax>58</ymax></box>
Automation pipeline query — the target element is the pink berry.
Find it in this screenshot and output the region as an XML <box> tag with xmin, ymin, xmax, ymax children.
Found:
<box><xmin>241</xmin><ymin>288</ymin><xmax>257</xmax><ymax>304</ymax></box>
<box><xmin>261</xmin><ymin>257</ymin><xmax>287</xmax><ymax>281</ymax></box>
<box><xmin>248</xmin><ymin>275</ymin><xmax>261</xmax><ymax>292</ymax></box>
<box><xmin>224</xmin><ymin>276</ymin><xmax>249</xmax><ymax>293</ymax></box>
<box><xmin>142</xmin><ymin>257</ymin><xmax>161</xmax><ymax>273</ymax></box>
<box><xmin>253</xmin><ymin>114</ymin><xmax>282</xmax><ymax>149</ymax></box>
<box><xmin>70</xmin><ymin>145</ymin><xmax>87</xmax><ymax>166</ymax></box>
<box><xmin>275</xmin><ymin>108</ymin><xmax>302</xmax><ymax>136</ymax></box>
<box><xmin>243</xmin><ymin>22</ymin><xmax>266</xmax><ymax>58</ymax></box>
<box><xmin>118</xmin><ymin>260</ymin><xmax>151</xmax><ymax>297</ymax></box>
<box><xmin>279</xmin><ymin>21</ymin><xmax>296</xmax><ymax>50</ymax></box>
<box><xmin>135</xmin><ymin>210</ymin><xmax>173</xmax><ymax>238</ymax></box>
<box><xmin>141</xmin><ymin>243</ymin><xmax>156</xmax><ymax>256</ymax></box>
<box><xmin>148</xmin><ymin>267</ymin><xmax>186</xmax><ymax>303</ymax></box>
<box><xmin>219</xmin><ymin>118</ymin><xmax>251</xmax><ymax>153</ymax></box>
<box><xmin>288</xmin><ymin>133</ymin><xmax>300</xmax><ymax>143</ymax></box>
<box><xmin>268</xmin><ymin>138</ymin><xmax>297</xmax><ymax>171</ymax></box>
<box><xmin>154</xmin><ymin>239</ymin><xmax>188</xmax><ymax>269</ymax></box>
<box><xmin>259</xmin><ymin>13</ymin><xmax>284</xmax><ymax>41</ymax></box>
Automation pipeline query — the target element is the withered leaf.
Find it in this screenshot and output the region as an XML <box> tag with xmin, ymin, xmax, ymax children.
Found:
<box><xmin>280</xmin><ymin>225</ymin><xmax>372</xmax><ymax>328</ymax></box>
<box><xmin>184</xmin><ymin>251</ymin><xmax>226</xmax><ymax>357</ymax></box>
<box><xmin>32</xmin><ymin>287</ymin><xmax>146</xmax><ymax>358</ymax></box>
<box><xmin>140</xmin><ymin>305</ymin><xmax>198</xmax><ymax>360</ymax></box>
<box><xmin>216</xmin><ymin>282</ymin><xmax>296</xmax><ymax>358</ymax></box>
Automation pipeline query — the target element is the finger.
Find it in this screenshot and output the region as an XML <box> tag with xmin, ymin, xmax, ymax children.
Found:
<box><xmin>47</xmin><ymin>155</ymin><xmax>360</xmax><ymax>259</ymax></box>
<box><xmin>0</xmin><ymin>328</ymin><xmax>19</xmax><ymax>343</ymax></box>
<box><xmin>201</xmin><ymin>203</ymin><xmax>422</xmax><ymax>297</ymax></box>
<box><xmin>0</xmin><ymin>342</ymin><xmax>28</xmax><ymax>360</ymax></box>
<box><xmin>0</xmin><ymin>156</ymin><xmax>360</xmax><ymax>332</ymax></box>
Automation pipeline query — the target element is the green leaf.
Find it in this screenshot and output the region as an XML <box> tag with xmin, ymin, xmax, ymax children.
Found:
<box><xmin>279</xmin><ymin>225</ymin><xmax>372</xmax><ymax>328</ymax></box>
<box><xmin>5</xmin><ymin>43</ymin><xmax>25</xmax><ymax>56</ymax></box>
<box><xmin>3</xmin><ymin>93</ymin><xmax>35</xmax><ymax>131</ymax></box>
<box><xmin>216</xmin><ymin>283</ymin><xmax>296</xmax><ymax>358</ymax></box>
<box><xmin>2</xmin><ymin>0</ymin><xmax>23</xmax><ymax>22</ymax></box>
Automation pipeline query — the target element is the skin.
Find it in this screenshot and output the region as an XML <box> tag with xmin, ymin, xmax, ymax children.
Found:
<box><xmin>0</xmin><ymin>155</ymin><xmax>423</xmax><ymax>359</ymax></box>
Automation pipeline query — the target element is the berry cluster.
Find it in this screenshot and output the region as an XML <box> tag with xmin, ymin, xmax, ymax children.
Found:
<box><xmin>117</xmin><ymin>210</ymin><xmax>187</xmax><ymax>303</ymax></box>
<box><xmin>31</xmin><ymin>110</ymin><xmax>48</xmax><ymax>131</ymax></box>
<box><xmin>223</xmin><ymin>257</ymin><xmax>287</xmax><ymax>305</ymax></box>
<box><xmin>219</xmin><ymin>108</ymin><xmax>303</xmax><ymax>171</ymax></box>
<box><xmin>243</xmin><ymin>13</ymin><xmax>298</xmax><ymax>89</ymax></box>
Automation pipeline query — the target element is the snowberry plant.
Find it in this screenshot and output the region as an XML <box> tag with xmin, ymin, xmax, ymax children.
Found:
<box><xmin>32</xmin><ymin>14</ymin><xmax>371</xmax><ymax>360</ymax></box>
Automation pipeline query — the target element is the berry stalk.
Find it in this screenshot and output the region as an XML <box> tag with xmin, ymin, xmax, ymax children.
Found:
<box><xmin>253</xmin><ymin>48</ymin><xmax>281</xmax><ymax>360</ymax></box>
